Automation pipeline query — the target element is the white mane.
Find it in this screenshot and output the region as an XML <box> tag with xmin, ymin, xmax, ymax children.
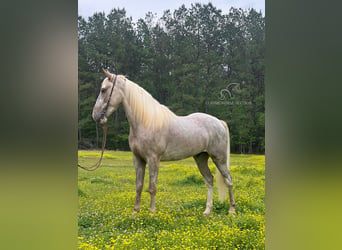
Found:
<box><xmin>124</xmin><ymin>77</ymin><xmax>176</xmax><ymax>130</ymax></box>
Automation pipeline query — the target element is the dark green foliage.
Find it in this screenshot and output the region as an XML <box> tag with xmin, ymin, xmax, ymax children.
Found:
<box><xmin>172</xmin><ymin>174</ymin><xmax>204</xmax><ymax>186</ymax></box>
<box><xmin>78</xmin><ymin>187</ymin><xmax>87</xmax><ymax>198</ymax></box>
<box><xmin>90</xmin><ymin>178</ymin><xmax>112</xmax><ymax>185</ymax></box>
<box><xmin>78</xmin><ymin>5</ymin><xmax>264</xmax><ymax>153</ymax></box>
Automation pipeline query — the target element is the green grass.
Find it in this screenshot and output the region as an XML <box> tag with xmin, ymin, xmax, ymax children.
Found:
<box><xmin>78</xmin><ymin>151</ymin><xmax>265</xmax><ymax>249</ymax></box>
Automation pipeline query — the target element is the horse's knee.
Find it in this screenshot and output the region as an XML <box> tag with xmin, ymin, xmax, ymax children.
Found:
<box><xmin>136</xmin><ymin>182</ymin><xmax>144</xmax><ymax>193</ymax></box>
<box><xmin>149</xmin><ymin>185</ymin><xmax>157</xmax><ymax>196</ymax></box>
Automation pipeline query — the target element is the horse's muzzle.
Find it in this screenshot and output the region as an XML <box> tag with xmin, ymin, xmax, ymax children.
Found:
<box><xmin>92</xmin><ymin>112</ymin><xmax>107</xmax><ymax>124</ymax></box>
<box><xmin>99</xmin><ymin>116</ymin><xmax>107</xmax><ymax>124</ymax></box>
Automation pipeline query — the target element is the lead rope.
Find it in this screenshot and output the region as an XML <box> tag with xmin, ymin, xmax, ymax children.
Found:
<box><xmin>78</xmin><ymin>123</ymin><xmax>107</xmax><ymax>171</ymax></box>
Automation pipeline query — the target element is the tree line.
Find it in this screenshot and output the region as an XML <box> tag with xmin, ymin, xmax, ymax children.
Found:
<box><xmin>78</xmin><ymin>3</ymin><xmax>264</xmax><ymax>154</ymax></box>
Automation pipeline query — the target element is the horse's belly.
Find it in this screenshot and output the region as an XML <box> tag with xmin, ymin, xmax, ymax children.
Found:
<box><xmin>160</xmin><ymin>150</ymin><xmax>202</xmax><ymax>161</ymax></box>
<box><xmin>160</xmin><ymin>148</ymin><xmax>205</xmax><ymax>161</ymax></box>
<box><xmin>160</xmin><ymin>132</ymin><xmax>208</xmax><ymax>161</ymax></box>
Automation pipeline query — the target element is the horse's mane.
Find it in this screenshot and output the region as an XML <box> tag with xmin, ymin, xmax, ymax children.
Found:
<box><xmin>124</xmin><ymin>77</ymin><xmax>176</xmax><ymax>130</ymax></box>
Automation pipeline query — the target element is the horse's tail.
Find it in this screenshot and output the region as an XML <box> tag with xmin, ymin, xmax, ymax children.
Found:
<box><xmin>216</xmin><ymin>120</ymin><xmax>230</xmax><ymax>202</ymax></box>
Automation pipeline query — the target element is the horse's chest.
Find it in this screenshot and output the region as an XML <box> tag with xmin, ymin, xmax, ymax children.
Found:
<box><xmin>129</xmin><ymin>133</ymin><xmax>159</xmax><ymax>157</ymax></box>
<box><xmin>129</xmin><ymin>135</ymin><xmax>140</xmax><ymax>155</ymax></box>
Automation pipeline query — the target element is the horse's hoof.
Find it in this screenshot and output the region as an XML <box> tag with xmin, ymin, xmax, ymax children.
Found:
<box><xmin>132</xmin><ymin>210</ymin><xmax>140</xmax><ymax>218</ymax></box>
<box><xmin>149</xmin><ymin>209</ymin><xmax>157</xmax><ymax>214</ymax></box>
<box><xmin>203</xmin><ymin>209</ymin><xmax>212</xmax><ymax>216</ymax></box>
<box><xmin>228</xmin><ymin>208</ymin><xmax>236</xmax><ymax>215</ymax></box>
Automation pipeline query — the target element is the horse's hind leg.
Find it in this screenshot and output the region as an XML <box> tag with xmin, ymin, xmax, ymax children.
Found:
<box><xmin>213</xmin><ymin>157</ymin><xmax>236</xmax><ymax>214</ymax></box>
<box><xmin>194</xmin><ymin>152</ymin><xmax>213</xmax><ymax>216</ymax></box>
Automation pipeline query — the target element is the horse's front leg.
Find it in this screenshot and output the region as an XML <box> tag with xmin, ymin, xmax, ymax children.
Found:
<box><xmin>147</xmin><ymin>156</ymin><xmax>160</xmax><ymax>213</ymax></box>
<box><xmin>133</xmin><ymin>154</ymin><xmax>146</xmax><ymax>213</ymax></box>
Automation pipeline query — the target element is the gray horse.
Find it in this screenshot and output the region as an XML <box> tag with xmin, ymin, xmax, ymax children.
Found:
<box><xmin>92</xmin><ymin>70</ymin><xmax>236</xmax><ymax>215</ymax></box>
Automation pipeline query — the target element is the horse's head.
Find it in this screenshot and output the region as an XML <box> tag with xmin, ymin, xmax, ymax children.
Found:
<box><xmin>92</xmin><ymin>69</ymin><xmax>124</xmax><ymax>124</ymax></box>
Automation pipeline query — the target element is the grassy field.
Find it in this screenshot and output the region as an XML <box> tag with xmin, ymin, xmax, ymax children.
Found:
<box><xmin>78</xmin><ymin>151</ymin><xmax>265</xmax><ymax>249</ymax></box>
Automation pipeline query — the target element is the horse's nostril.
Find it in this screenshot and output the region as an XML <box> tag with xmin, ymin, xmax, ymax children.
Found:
<box><xmin>92</xmin><ymin>112</ymin><xmax>101</xmax><ymax>122</ymax></box>
<box><xmin>93</xmin><ymin>113</ymin><xmax>106</xmax><ymax>123</ymax></box>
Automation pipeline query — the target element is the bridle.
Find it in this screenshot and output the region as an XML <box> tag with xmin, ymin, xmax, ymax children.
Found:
<box><xmin>78</xmin><ymin>74</ymin><xmax>117</xmax><ymax>171</ymax></box>
<box><xmin>99</xmin><ymin>74</ymin><xmax>117</xmax><ymax>122</ymax></box>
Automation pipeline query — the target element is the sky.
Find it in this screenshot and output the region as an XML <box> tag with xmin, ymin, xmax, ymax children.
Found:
<box><xmin>78</xmin><ymin>0</ymin><xmax>264</xmax><ymax>21</ymax></box>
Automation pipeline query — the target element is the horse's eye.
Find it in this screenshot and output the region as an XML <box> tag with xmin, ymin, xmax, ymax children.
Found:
<box><xmin>101</xmin><ymin>88</ymin><xmax>106</xmax><ymax>94</ymax></box>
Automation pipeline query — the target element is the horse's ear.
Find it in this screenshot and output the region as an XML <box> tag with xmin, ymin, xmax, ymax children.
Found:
<box><xmin>102</xmin><ymin>68</ymin><xmax>112</xmax><ymax>79</ymax></box>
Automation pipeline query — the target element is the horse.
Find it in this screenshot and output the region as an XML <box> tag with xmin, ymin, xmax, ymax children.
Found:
<box><xmin>92</xmin><ymin>69</ymin><xmax>236</xmax><ymax>215</ymax></box>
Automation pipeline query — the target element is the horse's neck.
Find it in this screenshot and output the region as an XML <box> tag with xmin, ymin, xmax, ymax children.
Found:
<box><xmin>121</xmin><ymin>80</ymin><xmax>175</xmax><ymax>132</ymax></box>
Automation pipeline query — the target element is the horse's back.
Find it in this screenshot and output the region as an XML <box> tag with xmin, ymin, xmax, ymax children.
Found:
<box><xmin>160</xmin><ymin>113</ymin><xmax>227</xmax><ymax>161</ymax></box>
